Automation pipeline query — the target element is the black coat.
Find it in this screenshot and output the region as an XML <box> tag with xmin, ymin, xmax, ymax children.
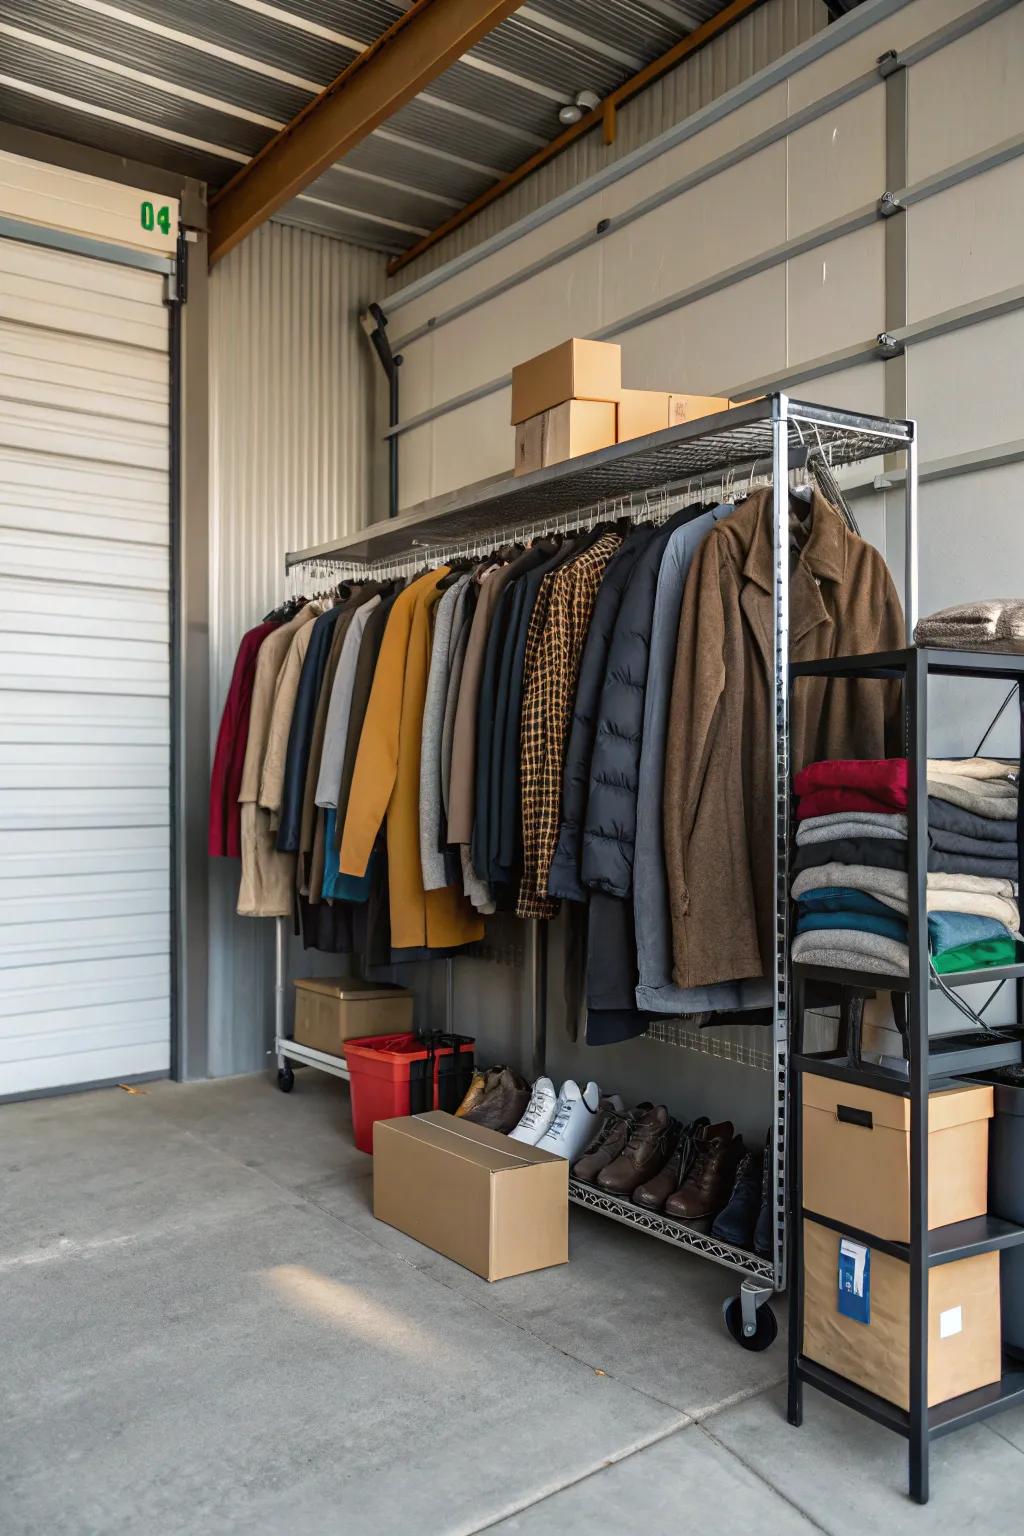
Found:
<box><xmin>276</xmin><ymin>603</ymin><xmax>346</xmax><ymax>852</ymax></box>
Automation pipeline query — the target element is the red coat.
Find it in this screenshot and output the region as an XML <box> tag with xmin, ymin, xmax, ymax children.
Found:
<box><xmin>209</xmin><ymin>622</ymin><xmax>277</xmax><ymax>856</ymax></box>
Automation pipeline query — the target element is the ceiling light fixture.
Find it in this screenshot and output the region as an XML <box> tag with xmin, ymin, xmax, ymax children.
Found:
<box><xmin>558</xmin><ymin>88</ymin><xmax>601</xmax><ymax>126</ymax></box>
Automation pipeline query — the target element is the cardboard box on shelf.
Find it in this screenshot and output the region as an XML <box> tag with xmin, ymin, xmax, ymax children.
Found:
<box><xmin>373</xmin><ymin>1111</ymin><xmax>569</xmax><ymax>1281</ymax></box>
<box><xmin>802</xmin><ymin>1218</ymin><xmax>1001</xmax><ymax>1409</ymax></box>
<box><xmin>514</xmin><ymin>399</ymin><xmax>617</xmax><ymax>475</ymax></box>
<box><xmin>292</xmin><ymin>976</ymin><xmax>413</xmax><ymax>1059</ymax></box>
<box><xmin>802</xmin><ymin>1074</ymin><xmax>992</xmax><ymax>1242</ymax></box>
<box><xmin>510</xmin><ymin>337</ymin><xmax>621</xmax><ymax>424</ymax></box>
<box><xmin>616</xmin><ymin>389</ymin><xmax>732</xmax><ymax>442</ymax></box>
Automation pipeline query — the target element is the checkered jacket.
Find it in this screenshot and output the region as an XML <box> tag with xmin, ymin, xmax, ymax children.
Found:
<box><xmin>517</xmin><ymin>532</ymin><xmax>623</xmax><ymax>919</ymax></box>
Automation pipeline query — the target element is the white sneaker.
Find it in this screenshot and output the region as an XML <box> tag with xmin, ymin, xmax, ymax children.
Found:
<box><xmin>508</xmin><ymin>1076</ymin><xmax>558</xmax><ymax>1144</ymax></box>
<box><xmin>536</xmin><ymin>1080</ymin><xmax>602</xmax><ymax>1161</ymax></box>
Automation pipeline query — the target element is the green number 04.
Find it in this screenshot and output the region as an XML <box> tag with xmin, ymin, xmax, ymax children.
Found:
<box><xmin>140</xmin><ymin>201</ymin><xmax>172</xmax><ymax>236</ymax></box>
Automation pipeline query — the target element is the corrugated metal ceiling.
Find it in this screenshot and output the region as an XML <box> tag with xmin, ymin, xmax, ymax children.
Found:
<box><xmin>0</xmin><ymin>0</ymin><xmax>743</xmax><ymax>254</ymax></box>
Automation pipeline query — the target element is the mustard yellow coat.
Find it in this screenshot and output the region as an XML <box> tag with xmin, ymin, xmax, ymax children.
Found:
<box><xmin>340</xmin><ymin>569</ymin><xmax>484</xmax><ymax>950</ymax></box>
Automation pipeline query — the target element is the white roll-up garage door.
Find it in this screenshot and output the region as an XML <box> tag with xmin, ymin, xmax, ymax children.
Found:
<box><xmin>0</xmin><ymin>235</ymin><xmax>171</xmax><ymax>1096</ymax></box>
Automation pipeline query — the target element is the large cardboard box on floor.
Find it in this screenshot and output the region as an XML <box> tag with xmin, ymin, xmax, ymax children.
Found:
<box><xmin>802</xmin><ymin>1075</ymin><xmax>992</xmax><ymax>1242</ymax></box>
<box><xmin>802</xmin><ymin>1219</ymin><xmax>1001</xmax><ymax>1409</ymax></box>
<box><xmin>514</xmin><ymin>398</ymin><xmax>617</xmax><ymax>475</ymax></box>
<box><xmin>616</xmin><ymin>388</ymin><xmax>732</xmax><ymax>442</ymax></box>
<box><xmin>510</xmin><ymin>337</ymin><xmax>621</xmax><ymax>424</ymax></box>
<box><xmin>292</xmin><ymin>977</ymin><xmax>413</xmax><ymax>1058</ymax></box>
<box><xmin>373</xmin><ymin>1111</ymin><xmax>568</xmax><ymax>1281</ymax></box>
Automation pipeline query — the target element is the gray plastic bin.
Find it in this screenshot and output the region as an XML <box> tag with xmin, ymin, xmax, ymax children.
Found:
<box><xmin>989</xmin><ymin>1077</ymin><xmax>1024</xmax><ymax>1362</ymax></box>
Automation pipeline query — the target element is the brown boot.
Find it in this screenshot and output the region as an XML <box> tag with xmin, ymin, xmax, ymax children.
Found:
<box><xmin>664</xmin><ymin>1122</ymin><xmax>742</xmax><ymax>1226</ymax></box>
<box><xmin>597</xmin><ymin>1105</ymin><xmax>677</xmax><ymax>1197</ymax></box>
<box><xmin>633</xmin><ymin>1116</ymin><xmax>709</xmax><ymax>1211</ymax></box>
<box><xmin>454</xmin><ymin>1067</ymin><xmax>490</xmax><ymax>1118</ymax></box>
<box><xmin>572</xmin><ymin>1104</ymin><xmax>646</xmax><ymax>1183</ymax></box>
<box><xmin>464</xmin><ymin>1066</ymin><xmax>531</xmax><ymax>1133</ymax></box>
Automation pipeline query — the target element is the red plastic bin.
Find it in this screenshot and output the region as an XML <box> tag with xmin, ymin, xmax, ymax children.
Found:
<box><xmin>344</xmin><ymin>1031</ymin><xmax>475</xmax><ymax>1154</ymax></box>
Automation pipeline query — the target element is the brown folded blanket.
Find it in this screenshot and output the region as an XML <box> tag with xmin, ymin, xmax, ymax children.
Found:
<box><xmin>915</xmin><ymin>600</ymin><xmax>1024</xmax><ymax>652</ymax></box>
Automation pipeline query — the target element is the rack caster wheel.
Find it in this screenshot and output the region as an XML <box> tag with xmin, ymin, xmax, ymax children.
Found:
<box><xmin>723</xmin><ymin>1292</ymin><xmax>778</xmax><ymax>1351</ymax></box>
<box><xmin>277</xmin><ymin>1066</ymin><xmax>295</xmax><ymax>1093</ymax></box>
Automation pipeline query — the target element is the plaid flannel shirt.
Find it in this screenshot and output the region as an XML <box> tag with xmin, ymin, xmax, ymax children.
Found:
<box><xmin>517</xmin><ymin>532</ymin><xmax>622</xmax><ymax>919</ymax></box>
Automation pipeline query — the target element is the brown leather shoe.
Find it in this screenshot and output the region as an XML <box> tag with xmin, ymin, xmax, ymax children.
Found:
<box><xmin>571</xmin><ymin>1104</ymin><xmax>646</xmax><ymax>1183</ymax></box>
<box><xmin>633</xmin><ymin>1116</ymin><xmax>710</xmax><ymax>1211</ymax></box>
<box><xmin>597</xmin><ymin>1105</ymin><xmax>677</xmax><ymax>1196</ymax></box>
<box><xmin>464</xmin><ymin>1066</ymin><xmax>531</xmax><ymax>1133</ymax></box>
<box><xmin>454</xmin><ymin>1067</ymin><xmax>490</xmax><ymax>1118</ymax></box>
<box><xmin>664</xmin><ymin>1121</ymin><xmax>743</xmax><ymax>1226</ymax></box>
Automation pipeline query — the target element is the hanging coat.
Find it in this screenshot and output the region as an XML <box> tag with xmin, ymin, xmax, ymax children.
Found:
<box><xmin>340</xmin><ymin>569</ymin><xmax>485</xmax><ymax>951</ymax></box>
<box><xmin>664</xmin><ymin>487</ymin><xmax>905</xmax><ymax>991</ymax></box>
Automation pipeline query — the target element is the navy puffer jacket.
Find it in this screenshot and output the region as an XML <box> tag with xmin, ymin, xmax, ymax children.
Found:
<box><xmin>579</xmin><ymin>505</ymin><xmax>705</xmax><ymax>897</ymax></box>
<box><xmin>547</xmin><ymin>527</ymin><xmax>654</xmax><ymax>901</ymax></box>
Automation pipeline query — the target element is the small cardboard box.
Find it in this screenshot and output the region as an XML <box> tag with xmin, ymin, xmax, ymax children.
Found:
<box><xmin>510</xmin><ymin>338</ymin><xmax>621</xmax><ymax>424</ymax></box>
<box><xmin>802</xmin><ymin>1075</ymin><xmax>992</xmax><ymax>1242</ymax></box>
<box><xmin>292</xmin><ymin>976</ymin><xmax>413</xmax><ymax>1058</ymax></box>
<box><xmin>514</xmin><ymin>399</ymin><xmax>617</xmax><ymax>475</ymax></box>
<box><xmin>373</xmin><ymin>1111</ymin><xmax>569</xmax><ymax>1281</ymax></box>
<box><xmin>616</xmin><ymin>389</ymin><xmax>732</xmax><ymax>442</ymax></box>
<box><xmin>802</xmin><ymin>1218</ymin><xmax>1001</xmax><ymax>1409</ymax></box>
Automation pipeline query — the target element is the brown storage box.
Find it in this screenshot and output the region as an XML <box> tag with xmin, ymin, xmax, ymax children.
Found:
<box><xmin>802</xmin><ymin>1218</ymin><xmax>1001</xmax><ymax>1409</ymax></box>
<box><xmin>514</xmin><ymin>399</ymin><xmax>617</xmax><ymax>475</ymax></box>
<box><xmin>802</xmin><ymin>1075</ymin><xmax>992</xmax><ymax>1243</ymax></box>
<box><xmin>616</xmin><ymin>388</ymin><xmax>732</xmax><ymax>441</ymax></box>
<box><xmin>292</xmin><ymin>976</ymin><xmax>413</xmax><ymax>1058</ymax></box>
<box><xmin>510</xmin><ymin>338</ymin><xmax>621</xmax><ymax>424</ymax></box>
<box><xmin>373</xmin><ymin>1111</ymin><xmax>569</xmax><ymax>1281</ymax></box>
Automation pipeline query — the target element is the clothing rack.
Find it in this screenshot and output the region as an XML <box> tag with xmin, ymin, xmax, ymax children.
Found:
<box><xmin>275</xmin><ymin>394</ymin><xmax>918</xmax><ymax>1342</ymax></box>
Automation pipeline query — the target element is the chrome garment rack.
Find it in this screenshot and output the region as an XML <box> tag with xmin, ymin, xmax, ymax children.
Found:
<box><xmin>275</xmin><ymin>394</ymin><xmax>918</xmax><ymax>1341</ymax></box>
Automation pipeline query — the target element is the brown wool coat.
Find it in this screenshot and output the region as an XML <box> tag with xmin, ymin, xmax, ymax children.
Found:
<box><xmin>663</xmin><ymin>488</ymin><xmax>905</xmax><ymax>991</ymax></box>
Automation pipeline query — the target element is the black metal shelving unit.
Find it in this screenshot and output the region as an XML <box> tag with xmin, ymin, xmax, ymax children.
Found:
<box><xmin>787</xmin><ymin>645</ymin><xmax>1024</xmax><ymax>1504</ymax></box>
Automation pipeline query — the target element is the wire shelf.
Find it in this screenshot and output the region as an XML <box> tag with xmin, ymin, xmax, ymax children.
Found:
<box><xmin>643</xmin><ymin>1018</ymin><xmax>775</xmax><ymax>1071</ymax></box>
<box><xmin>568</xmin><ymin>1178</ymin><xmax>774</xmax><ymax>1281</ymax></box>
<box><xmin>286</xmin><ymin>396</ymin><xmax>913</xmax><ymax>568</ymax></box>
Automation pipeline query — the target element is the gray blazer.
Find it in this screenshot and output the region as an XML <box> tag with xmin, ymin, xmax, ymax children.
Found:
<box><xmin>420</xmin><ymin>574</ymin><xmax>471</xmax><ymax>890</ymax></box>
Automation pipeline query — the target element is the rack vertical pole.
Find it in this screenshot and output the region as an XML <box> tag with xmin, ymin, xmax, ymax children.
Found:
<box><xmin>274</xmin><ymin>915</ymin><xmax>288</xmax><ymax>1072</ymax></box>
<box><xmin>907</xmin><ymin>645</ymin><xmax>930</xmax><ymax>1503</ymax></box>
<box><xmin>528</xmin><ymin>918</ymin><xmax>548</xmax><ymax>1080</ymax></box>
<box><xmin>770</xmin><ymin>393</ymin><xmax>791</xmax><ymax>1291</ymax></box>
<box><xmin>905</xmin><ymin>428</ymin><xmax>919</xmax><ymax>641</ymax></box>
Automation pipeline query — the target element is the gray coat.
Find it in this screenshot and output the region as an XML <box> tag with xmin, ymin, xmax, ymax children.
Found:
<box><xmin>633</xmin><ymin>506</ymin><xmax>769</xmax><ymax>1014</ymax></box>
<box><xmin>420</xmin><ymin>575</ymin><xmax>471</xmax><ymax>890</ymax></box>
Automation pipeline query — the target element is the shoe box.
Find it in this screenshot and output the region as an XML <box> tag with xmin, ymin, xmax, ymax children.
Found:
<box><xmin>373</xmin><ymin>1111</ymin><xmax>569</xmax><ymax>1282</ymax></box>
<box><xmin>801</xmin><ymin>1074</ymin><xmax>992</xmax><ymax>1241</ymax></box>
<box><xmin>802</xmin><ymin>1218</ymin><xmax>1001</xmax><ymax>1409</ymax></box>
<box><xmin>292</xmin><ymin>976</ymin><xmax>413</xmax><ymax>1059</ymax></box>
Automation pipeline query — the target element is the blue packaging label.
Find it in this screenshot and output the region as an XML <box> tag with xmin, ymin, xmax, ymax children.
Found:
<box><xmin>837</xmin><ymin>1237</ymin><xmax>870</xmax><ymax>1325</ymax></box>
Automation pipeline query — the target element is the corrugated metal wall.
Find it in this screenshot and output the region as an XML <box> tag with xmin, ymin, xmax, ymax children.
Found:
<box><xmin>391</xmin><ymin>0</ymin><xmax>825</xmax><ymax>286</ymax></box>
<box><xmin>208</xmin><ymin>222</ymin><xmax>387</xmax><ymax>1076</ymax></box>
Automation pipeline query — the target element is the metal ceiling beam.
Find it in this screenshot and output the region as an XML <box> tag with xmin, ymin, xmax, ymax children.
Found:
<box><xmin>386</xmin><ymin>0</ymin><xmax>766</xmax><ymax>276</ymax></box>
<box><xmin>207</xmin><ymin>0</ymin><xmax>522</xmax><ymax>266</ymax></box>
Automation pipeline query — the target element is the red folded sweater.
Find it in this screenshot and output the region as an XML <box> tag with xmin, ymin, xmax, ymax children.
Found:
<box><xmin>798</xmin><ymin>755</ymin><xmax>908</xmax><ymax>817</ymax></box>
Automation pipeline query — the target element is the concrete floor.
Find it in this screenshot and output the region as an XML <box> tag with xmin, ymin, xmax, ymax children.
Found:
<box><xmin>3</xmin><ymin>1075</ymin><xmax>1023</xmax><ymax>1535</ymax></box>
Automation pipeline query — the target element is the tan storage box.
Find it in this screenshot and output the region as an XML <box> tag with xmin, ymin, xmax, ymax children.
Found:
<box><xmin>802</xmin><ymin>1074</ymin><xmax>992</xmax><ymax>1243</ymax></box>
<box><xmin>616</xmin><ymin>388</ymin><xmax>731</xmax><ymax>441</ymax></box>
<box><xmin>514</xmin><ymin>399</ymin><xmax>617</xmax><ymax>475</ymax></box>
<box><xmin>803</xmin><ymin>1218</ymin><xmax>1001</xmax><ymax>1409</ymax></box>
<box><xmin>510</xmin><ymin>337</ymin><xmax>621</xmax><ymax>424</ymax></box>
<box><xmin>292</xmin><ymin>976</ymin><xmax>413</xmax><ymax>1058</ymax></box>
<box><xmin>373</xmin><ymin>1111</ymin><xmax>569</xmax><ymax>1281</ymax></box>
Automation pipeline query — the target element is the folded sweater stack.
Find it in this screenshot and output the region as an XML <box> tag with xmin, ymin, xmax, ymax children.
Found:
<box><xmin>791</xmin><ymin>758</ymin><xmax>1021</xmax><ymax>976</ymax></box>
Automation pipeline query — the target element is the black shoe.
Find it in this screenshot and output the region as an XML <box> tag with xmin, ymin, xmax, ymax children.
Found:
<box><xmin>753</xmin><ymin>1135</ymin><xmax>773</xmax><ymax>1258</ymax></box>
<box><xmin>711</xmin><ymin>1145</ymin><xmax>761</xmax><ymax>1249</ymax></box>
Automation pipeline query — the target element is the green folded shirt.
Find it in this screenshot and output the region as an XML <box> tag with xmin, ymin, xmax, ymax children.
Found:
<box><xmin>931</xmin><ymin>937</ymin><xmax>1020</xmax><ymax>974</ymax></box>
